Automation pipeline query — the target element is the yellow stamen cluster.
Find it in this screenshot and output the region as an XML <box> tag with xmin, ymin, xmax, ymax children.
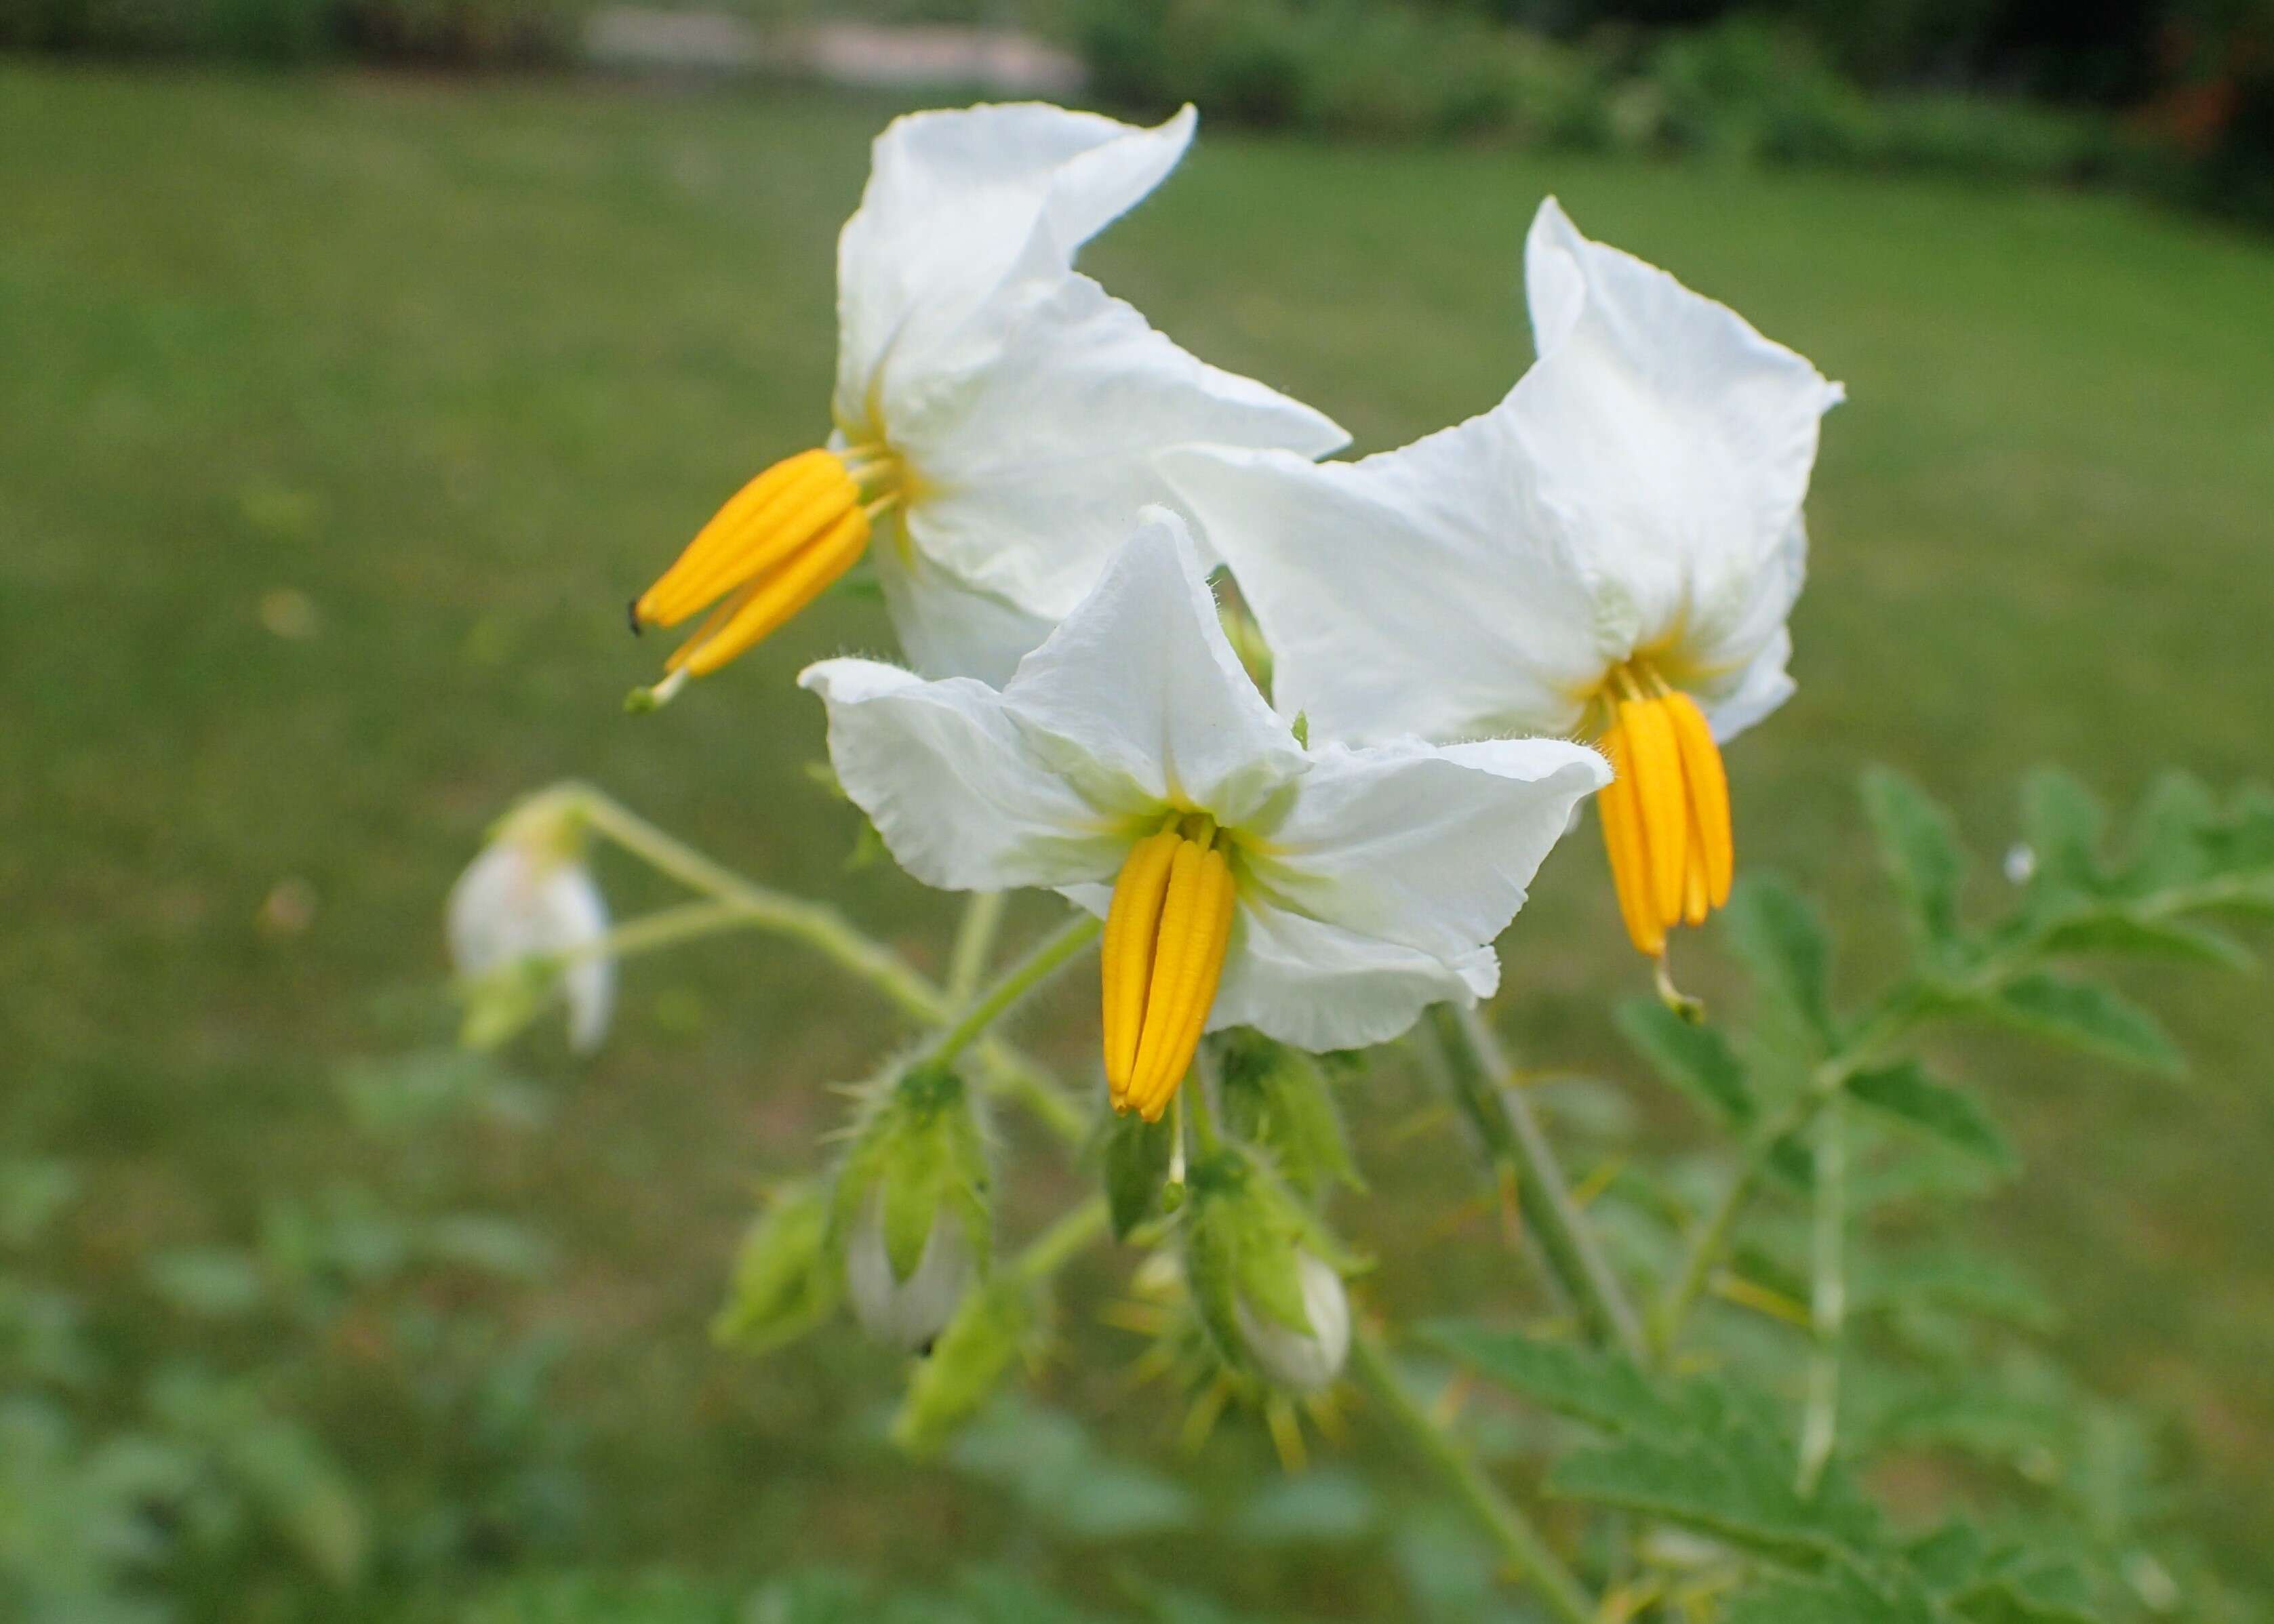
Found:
<box><xmin>631</xmin><ymin>445</ymin><xmax>902</xmax><ymax>701</ymax></box>
<box><xmin>1595</xmin><ymin>665</ymin><xmax>1733</xmax><ymax>958</ymax></box>
<box><xmin>1102</xmin><ymin>817</ymin><xmax>1239</xmax><ymax>1122</ymax></box>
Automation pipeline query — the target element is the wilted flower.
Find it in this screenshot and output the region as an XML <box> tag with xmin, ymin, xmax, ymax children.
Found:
<box><xmin>801</xmin><ymin>509</ymin><xmax>1607</xmax><ymax>1121</ymax></box>
<box><xmin>447</xmin><ymin>796</ymin><xmax>613</xmax><ymax>1053</ymax></box>
<box><xmin>1168</xmin><ymin>199</ymin><xmax>1843</xmax><ymax>967</ymax></box>
<box><xmin>629</xmin><ymin>102</ymin><xmax>1345</xmax><ymax>699</ymax></box>
<box><xmin>1233</xmin><ymin>1250</ymin><xmax>1350</xmax><ymax>1394</ymax></box>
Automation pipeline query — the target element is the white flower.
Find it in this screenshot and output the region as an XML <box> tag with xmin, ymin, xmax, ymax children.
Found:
<box><xmin>1234</xmin><ymin>1251</ymin><xmax>1350</xmax><ymax>1394</ymax></box>
<box><xmin>800</xmin><ymin>508</ymin><xmax>1607</xmax><ymax>1120</ymax></box>
<box><xmin>844</xmin><ymin>1194</ymin><xmax>973</xmax><ymax>1352</ymax></box>
<box><xmin>447</xmin><ymin>802</ymin><xmax>614</xmax><ymax>1053</ymax></box>
<box><xmin>1165</xmin><ymin>198</ymin><xmax>1843</xmax><ymax>960</ymax></box>
<box><xmin>630</xmin><ymin>102</ymin><xmax>1346</xmax><ymax>699</ymax></box>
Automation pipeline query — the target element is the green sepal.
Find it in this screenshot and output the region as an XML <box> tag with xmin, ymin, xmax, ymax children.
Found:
<box><xmin>1215</xmin><ymin>1029</ymin><xmax>1362</xmax><ymax>1196</ymax></box>
<box><xmin>455</xmin><ymin>956</ymin><xmax>560</xmax><ymax>1053</ymax></box>
<box><xmin>1098</xmin><ymin>1108</ymin><xmax>1175</xmax><ymax>1241</ymax></box>
<box><xmin>830</xmin><ymin>1059</ymin><xmax>993</xmax><ymax>1285</ymax></box>
<box><xmin>1183</xmin><ymin>1145</ymin><xmax>1357</xmax><ymax>1371</ymax></box>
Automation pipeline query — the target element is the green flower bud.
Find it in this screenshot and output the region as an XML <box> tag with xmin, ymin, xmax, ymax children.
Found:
<box><xmin>1182</xmin><ymin>1143</ymin><xmax>1356</xmax><ymax>1393</ymax></box>
<box><xmin>830</xmin><ymin>1059</ymin><xmax>992</xmax><ymax>1352</ymax></box>
<box><xmin>1233</xmin><ymin>1251</ymin><xmax>1349</xmax><ymax>1394</ymax></box>
<box><xmin>889</xmin><ymin>1275</ymin><xmax>1033</xmax><ymax>1455</ymax></box>
<box><xmin>845</xmin><ymin>1192</ymin><xmax>971</xmax><ymax>1351</ymax></box>
<box><xmin>712</xmin><ymin>1181</ymin><xmax>839</xmax><ymax>1356</ymax></box>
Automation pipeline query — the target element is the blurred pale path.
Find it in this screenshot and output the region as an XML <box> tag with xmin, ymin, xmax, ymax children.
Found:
<box><xmin>3</xmin><ymin>66</ymin><xmax>2271</xmax><ymax>1600</ymax></box>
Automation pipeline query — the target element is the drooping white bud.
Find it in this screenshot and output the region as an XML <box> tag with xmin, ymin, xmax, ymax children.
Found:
<box><xmin>845</xmin><ymin>1193</ymin><xmax>972</xmax><ymax>1353</ymax></box>
<box><xmin>2003</xmin><ymin>842</ymin><xmax>2037</xmax><ymax>886</ymax></box>
<box><xmin>447</xmin><ymin>798</ymin><xmax>613</xmax><ymax>1053</ymax></box>
<box><xmin>1233</xmin><ymin>1251</ymin><xmax>1349</xmax><ymax>1395</ymax></box>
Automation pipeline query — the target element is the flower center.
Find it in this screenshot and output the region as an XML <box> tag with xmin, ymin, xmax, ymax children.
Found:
<box><xmin>1100</xmin><ymin>813</ymin><xmax>1238</xmax><ymax>1122</ymax></box>
<box><xmin>629</xmin><ymin>444</ymin><xmax>906</xmax><ymax>704</ymax></box>
<box><xmin>1593</xmin><ymin>660</ymin><xmax>1732</xmax><ymax>958</ymax></box>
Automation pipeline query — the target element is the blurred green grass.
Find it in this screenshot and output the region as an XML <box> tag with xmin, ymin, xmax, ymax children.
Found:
<box><xmin>4</xmin><ymin>64</ymin><xmax>2273</xmax><ymax>1602</ymax></box>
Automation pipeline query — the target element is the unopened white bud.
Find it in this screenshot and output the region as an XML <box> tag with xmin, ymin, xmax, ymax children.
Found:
<box><xmin>845</xmin><ymin>1195</ymin><xmax>972</xmax><ymax>1353</ymax></box>
<box><xmin>1233</xmin><ymin>1251</ymin><xmax>1349</xmax><ymax>1394</ymax></box>
<box><xmin>447</xmin><ymin>808</ymin><xmax>613</xmax><ymax>1053</ymax></box>
<box><xmin>2003</xmin><ymin>842</ymin><xmax>2037</xmax><ymax>886</ymax></box>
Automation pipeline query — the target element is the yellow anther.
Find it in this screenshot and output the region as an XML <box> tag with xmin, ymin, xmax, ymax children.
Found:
<box><xmin>1595</xmin><ymin>665</ymin><xmax>1735</xmax><ymax>960</ymax></box>
<box><xmin>630</xmin><ymin>446</ymin><xmax>887</xmax><ymax>697</ymax></box>
<box><xmin>1100</xmin><ymin>824</ymin><xmax>1237</xmax><ymax>1122</ymax></box>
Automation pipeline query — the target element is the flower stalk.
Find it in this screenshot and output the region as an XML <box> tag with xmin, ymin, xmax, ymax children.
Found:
<box><xmin>927</xmin><ymin>913</ymin><xmax>1102</xmax><ymax>1068</ymax></box>
<box><xmin>1350</xmin><ymin>1324</ymin><xmax>1595</xmax><ymax>1624</ymax></box>
<box><xmin>1796</xmin><ymin>1101</ymin><xmax>1847</xmax><ymax>1493</ymax></box>
<box><xmin>1434</xmin><ymin>1005</ymin><xmax>1649</xmax><ymax>1364</ymax></box>
<box><xmin>554</xmin><ymin>783</ymin><xmax>1090</xmax><ymax>1148</ymax></box>
<box><xmin>946</xmin><ymin>891</ymin><xmax>1008</xmax><ymax>1005</ymax></box>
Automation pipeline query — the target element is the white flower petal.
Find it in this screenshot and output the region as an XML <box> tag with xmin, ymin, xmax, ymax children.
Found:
<box><xmin>1212</xmin><ymin>904</ymin><xmax>1497</xmax><ymax>1053</ymax></box>
<box><xmin>1250</xmin><ymin>736</ymin><xmax>1610</xmax><ymax>964</ymax></box>
<box><xmin>1519</xmin><ymin>197</ymin><xmax>1841</xmax><ymax>666</ymax></box>
<box><xmin>447</xmin><ymin>840</ymin><xmax>614</xmax><ymax>1053</ymax></box>
<box><xmin>895</xmin><ymin>271</ymin><xmax>1346</xmax><ymax>620</ymax></box>
<box><xmin>1164</xmin><ymin>430</ymin><xmax>1604</xmax><ymax>744</ymax></box>
<box><xmin>543</xmin><ymin>866</ymin><xmax>616</xmax><ymax>1054</ymax></box>
<box><xmin>1001</xmin><ymin>509</ymin><xmax>1304</xmax><ymax>828</ymax></box>
<box><xmin>799</xmin><ymin>657</ymin><xmax>1128</xmax><ymax>893</ymax></box>
<box><xmin>835</xmin><ymin>102</ymin><xmax>1197</xmax><ymax>429</ymax></box>
<box><xmin>845</xmin><ymin>1196</ymin><xmax>971</xmax><ymax>1352</ymax></box>
<box><xmin>869</xmin><ymin>520</ymin><xmax>1058</xmax><ymax>687</ymax></box>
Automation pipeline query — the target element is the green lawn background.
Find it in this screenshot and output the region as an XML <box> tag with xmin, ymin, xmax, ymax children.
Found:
<box><xmin>5</xmin><ymin>65</ymin><xmax>2272</xmax><ymax>1604</ymax></box>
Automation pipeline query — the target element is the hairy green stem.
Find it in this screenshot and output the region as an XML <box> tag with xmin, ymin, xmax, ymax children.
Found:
<box><xmin>1017</xmin><ymin>1196</ymin><xmax>1109</xmax><ymax>1282</ymax></box>
<box><xmin>978</xmin><ymin>1041</ymin><xmax>1090</xmax><ymax>1151</ymax></box>
<box><xmin>928</xmin><ymin>913</ymin><xmax>1102</xmax><ymax>1068</ymax></box>
<box><xmin>554</xmin><ymin>784</ymin><xmax>1090</xmax><ymax>1148</ymax></box>
<box><xmin>570</xmin><ymin>783</ymin><xmax>944</xmax><ymax>1023</ymax></box>
<box><xmin>1351</xmin><ymin>1326</ymin><xmax>1595</xmax><ymax>1624</ymax></box>
<box><xmin>575</xmin><ymin>897</ymin><xmax>772</xmax><ymax>962</ymax></box>
<box><xmin>1441</xmin><ymin>1005</ymin><xmax>1649</xmax><ymax>1364</ymax></box>
<box><xmin>947</xmin><ymin>891</ymin><xmax>1008</xmax><ymax>1006</ymax></box>
<box><xmin>1796</xmin><ymin>1102</ymin><xmax>1847</xmax><ymax>1493</ymax></box>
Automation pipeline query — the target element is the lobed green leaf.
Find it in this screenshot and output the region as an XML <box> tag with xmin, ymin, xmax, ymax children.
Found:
<box><xmin>1614</xmin><ymin>998</ymin><xmax>1755</xmax><ymax>1129</ymax></box>
<box><xmin>1862</xmin><ymin>767</ymin><xmax>1972</xmax><ymax>967</ymax></box>
<box><xmin>1725</xmin><ymin>875</ymin><xmax>1841</xmax><ymax>1050</ymax></box>
<box><xmin>1846</xmin><ymin>1061</ymin><xmax>2016</xmax><ymax>1170</ymax></box>
<box><xmin>1987</xmin><ymin>972</ymin><xmax>2184</xmax><ymax>1077</ymax></box>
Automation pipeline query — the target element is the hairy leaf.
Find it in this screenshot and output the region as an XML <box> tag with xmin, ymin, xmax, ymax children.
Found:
<box><xmin>1862</xmin><ymin>767</ymin><xmax>1970</xmax><ymax>965</ymax></box>
<box><xmin>1416</xmin><ymin>1322</ymin><xmax>1701</xmax><ymax>1444</ymax></box>
<box><xmin>2035</xmin><ymin>911</ymin><xmax>2252</xmax><ymax>969</ymax></box>
<box><xmin>1615</xmin><ymin>998</ymin><xmax>1755</xmax><ymax>1129</ymax></box>
<box><xmin>1988</xmin><ymin>973</ymin><xmax>2183</xmax><ymax>1076</ymax></box>
<box><xmin>2020</xmin><ymin>768</ymin><xmax>2109</xmax><ymax>899</ymax></box>
<box><xmin>1846</xmin><ymin>1062</ymin><xmax>2015</xmax><ymax>1169</ymax></box>
<box><xmin>1725</xmin><ymin>876</ymin><xmax>1840</xmax><ymax>1049</ymax></box>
